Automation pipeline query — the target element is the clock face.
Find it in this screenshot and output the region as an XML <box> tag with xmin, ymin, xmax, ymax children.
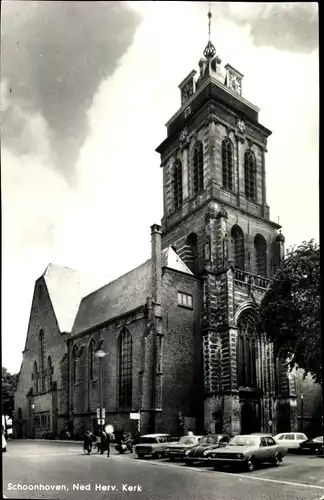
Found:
<box><xmin>181</xmin><ymin>82</ymin><xmax>194</xmax><ymax>105</ymax></box>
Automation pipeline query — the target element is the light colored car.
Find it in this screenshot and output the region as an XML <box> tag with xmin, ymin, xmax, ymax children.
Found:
<box><xmin>165</xmin><ymin>435</ymin><xmax>203</xmax><ymax>460</ymax></box>
<box><xmin>135</xmin><ymin>434</ymin><xmax>175</xmax><ymax>459</ymax></box>
<box><xmin>2</xmin><ymin>433</ymin><xmax>7</xmax><ymax>452</ymax></box>
<box><xmin>184</xmin><ymin>434</ymin><xmax>231</xmax><ymax>465</ymax></box>
<box><xmin>206</xmin><ymin>434</ymin><xmax>285</xmax><ymax>472</ymax></box>
<box><xmin>274</xmin><ymin>432</ymin><xmax>308</xmax><ymax>451</ymax></box>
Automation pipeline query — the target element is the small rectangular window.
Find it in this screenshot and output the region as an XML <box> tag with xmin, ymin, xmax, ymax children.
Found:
<box><xmin>177</xmin><ymin>291</ymin><xmax>193</xmax><ymax>309</ymax></box>
<box><xmin>184</xmin><ymin>106</ymin><xmax>191</xmax><ymax>118</ymax></box>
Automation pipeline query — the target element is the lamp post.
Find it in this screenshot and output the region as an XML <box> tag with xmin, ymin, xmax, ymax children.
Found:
<box><xmin>95</xmin><ymin>350</ymin><xmax>107</xmax><ymax>433</ymax></box>
<box><xmin>31</xmin><ymin>404</ymin><xmax>35</xmax><ymax>439</ymax></box>
<box><xmin>300</xmin><ymin>394</ymin><xmax>304</xmax><ymax>433</ymax></box>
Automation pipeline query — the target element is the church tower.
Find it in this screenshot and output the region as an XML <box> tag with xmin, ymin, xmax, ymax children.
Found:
<box><xmin>156</xmin><ymin>10</ymin><xmax>290</xmax><ymax>435</ymax></box>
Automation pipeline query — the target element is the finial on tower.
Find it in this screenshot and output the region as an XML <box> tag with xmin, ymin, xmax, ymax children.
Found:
<box><xmin>203</xmin><ymin>3</ymin><xmax>216</xmax><ymax>60</ymax></box>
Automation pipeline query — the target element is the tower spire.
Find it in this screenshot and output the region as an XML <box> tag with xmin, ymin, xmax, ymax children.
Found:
<box><xmin>203</xmin><ymin>2</ymin><xmax>216</xmax><ymax>61</ymax></box>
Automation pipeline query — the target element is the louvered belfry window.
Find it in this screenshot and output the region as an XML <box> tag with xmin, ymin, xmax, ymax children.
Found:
<box><xmin>222</xmin><ymin>139</ymin><xmax>233</xmax><ymax>191</ymax></box>
<box><xmin>89</xmin><ymin>340</ymin><xmax>95</xmax><ymax>381</ymax></box>
<box><xmin>118</xmin><ymin>327</ymin><xmax>133</xmax><ymax>408</ymax></box>
<box><xmin>244</xmin><ymin>150</ymin><xmax>256</xmax><ymax>201</ymax></box>
<box><xmin>231</xmin><ymin>225</ymin><xmax>245</xmax><ymax>270</ymax></box>
<box><xmin>254</xmin><ymin>234</ymin><xmax>267</xmax><ymax>276</ymax></box>
<box><xmin>237</xmin><ymin>310</ymin><xmax>258</xmax><ymax>388</ymax></box>
<box><xmin>193</xmin><ymin>142</ymin><xmax>204</xmax><ymax>194</ymax></box>
<box><xmin>173</xmin><ymin>159</ymin><xmax>183</xmax><ymax>210</ymax></box>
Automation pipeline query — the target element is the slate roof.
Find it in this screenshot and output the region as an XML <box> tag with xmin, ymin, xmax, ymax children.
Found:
<box><xmin>72</xmin><ymin>247</ymin><xmax>193</xmax><ymax>336</ymax></box>
<box><xmin>42</xmin><ymin>263</ymin><xmax>109</xmax><ymax>334</ymax></box>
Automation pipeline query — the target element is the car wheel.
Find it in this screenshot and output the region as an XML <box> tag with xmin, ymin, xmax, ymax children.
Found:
<box><xmin>184</xmin><ymin>460</ymin><xmax>191</xmax><ymax>466</ymax></box>
<box><xmin>246</xmin><ymin>457</ymin><xmax>256</xmax><ymax>472</ymax></box>
<box><xmin>153</xmin><ymin>452</ymin><xmax>162</xmax><ymax>459</ymax></box>
<box><xmin>137</xmin><ymin>454</ymin><xmax>144</xmax><ymax>459</ymax></box>
<box><xmin>2</xmin><ymin>447</ymin><xmax>7</xmax><ymax>452</ymax></box>
<box><xmin>169</xmin><ymin>457</ymin><xmax>175</xmax><ymax>461</ymax></box>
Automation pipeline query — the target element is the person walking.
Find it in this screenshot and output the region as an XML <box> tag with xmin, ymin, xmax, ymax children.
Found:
<box><xmin>106</xmin><ymin>432</ymin><xmax>111</xmax><ymax>458</ymax></box>
<box><xmin>100</xmin><ymin>430</ymin><xmax>107</xmax><ymax>455</ymax></box>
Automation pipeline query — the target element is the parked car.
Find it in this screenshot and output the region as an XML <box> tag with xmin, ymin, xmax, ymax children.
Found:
<box><xmin>274</xmin><ymin>432</ymin><xmax>308</xmax><ymax>451</ymax></box>
<box><xmin>135</xmin><ymin>434</ymin><xmax>175</xmax><ymax>459</ymax></box>
<box><xmin>206</xmin><ymin>434</ymin><xmax>285</xmax><ymax>472</ymax></box>
<box><xmin>2</xmin><ymin>433</ymin><xmax>7</xmax><ymax>452</ymax></box>
<box><xmin>165</xmin><ymin>435</ymin><xmax>203</xmax><ymax>460</ymax></box>
<box><xmin>184</xmin><ymin>434</ymin><xmax>231</xmax><ymax>465</ymax></box>
<box><xmin>299</xmin><ymin>436</ymin><xmax>323</xmax><ymax>454</ymax></box>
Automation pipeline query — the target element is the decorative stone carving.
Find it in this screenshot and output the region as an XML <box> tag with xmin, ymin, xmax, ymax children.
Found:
<box><xmin>217</xmin><ymin>206</ymin><xmax>228</xmax><ymax>219</ymax></box>
<box><xmin>179</xmin><ymin>128</ymin><xmax>189</xmax><ymax>150</ymax></box>
<box><xmin>205</xmin><ymin>209</ymin><xmax>217</xmax><ymax>223</ymax></box>
<box><xmin>181</xmin><ymin>82</ymin><xmax>194</xmax><ymax>106</ymax></box>
<box><xmin>237</xmin><ymin>119</ymin><xmax>245</xmax><ymax>134</ymax></box>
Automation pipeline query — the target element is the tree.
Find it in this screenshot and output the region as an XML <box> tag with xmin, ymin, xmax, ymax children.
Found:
<box><xmin>2</xmin><ymin>367</ymin><xmax>19</xmax><ymax>418</ymax></box>
<box><xmin>258</xmin><ymin>240</ymin><xmax>321</xmax><ymax>384</ymax></box>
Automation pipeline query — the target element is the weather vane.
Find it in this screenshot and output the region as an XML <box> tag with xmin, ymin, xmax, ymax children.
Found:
<box><xmin>203</xmin><ymin>2</ymin><xmax>216</xmax><ymax>60</ymax></box>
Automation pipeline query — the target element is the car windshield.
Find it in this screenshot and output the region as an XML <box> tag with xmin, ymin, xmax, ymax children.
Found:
<box><xmin>140</xmin><ymin>437</ymin><xmax>158</xmax><ymax>444</ymax></box>
<box><xmin>179</xmin><ymin>437</ymin><xmax>197</xmax><ymax>445</ymax></box>
<box><xmin>228</xmin><ymin>437</ymin><xmax>259</xmax><ymax>447</ymax></box>
<box><xmin>314</xmin><ymin>436</ymin><xmax>323</xmax><ymax>443</ymax></box>
<box><xmin>200</xmin><ymin>436</ymin><xmax>218</xmax><ymax>445</ymax></box>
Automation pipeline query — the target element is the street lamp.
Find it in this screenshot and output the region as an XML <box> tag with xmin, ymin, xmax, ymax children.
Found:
<box><xmin>31</xmin><ymin>404</ymin><xmax>36</xmax><ymax>439</ymax></box>
<box><xmin>300</xmin><ymin>394</ymin><xmax>304</xmax><ymax>433</ymax></box>
<box><xmin>95</xmin><ymin>350</ymin><xmax>107</xmax><ymax>433</ymax></box>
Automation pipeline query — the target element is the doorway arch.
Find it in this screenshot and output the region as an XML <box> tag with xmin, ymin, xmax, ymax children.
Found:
<box><xmin>241</xmin><ymin>402</ymin><xmax>259</xmax><ymax>434</ymax></box>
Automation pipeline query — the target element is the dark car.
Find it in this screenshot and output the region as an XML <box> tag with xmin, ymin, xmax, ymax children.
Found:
<box><xmin>299</xmin><ymin>436</ymin><xmax>323</xmax><ymax>454</ymax></box>
<box><xmin>184</xmin><ymin>434</ymin><xmax>231</xmax><ymax>465</ymax></box>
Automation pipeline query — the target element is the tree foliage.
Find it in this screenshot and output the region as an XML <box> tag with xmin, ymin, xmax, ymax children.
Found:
<box><xmin>2</xmin><ymin>367</ymin><xmax>19</xmax><ymax>417</ymax></box>
<box><xmin>259</xmin><ymin>240</ymin><xmax>321</xmax><ymax>384</ymax></box>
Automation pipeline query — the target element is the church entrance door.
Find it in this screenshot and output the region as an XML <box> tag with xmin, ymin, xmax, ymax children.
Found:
<box><xmin>240</xmin><ymin>402</ymin><xmax>260</xmax><ymax>434</ymax></box>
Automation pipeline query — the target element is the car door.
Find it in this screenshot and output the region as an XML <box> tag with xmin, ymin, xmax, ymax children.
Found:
<box><xmin>258</xmin><ymin>437</ymin><xmax>269</xmax><ymax>462</ymax></box>
<box><xmin>284</xmin><ymin>433</ymin><xmax>296</xmax><ymax>449</ymax></box>
<box><xmin>265</xmin><ymin>437</ymin><xmax>277</xmax><ymax>460</ymax></box>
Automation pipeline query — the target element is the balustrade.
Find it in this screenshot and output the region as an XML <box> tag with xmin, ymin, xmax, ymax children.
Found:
<box><xmin>233</xmin><ymin>269</ymin><xmax>271</xmax><ymax>289</ymax></box>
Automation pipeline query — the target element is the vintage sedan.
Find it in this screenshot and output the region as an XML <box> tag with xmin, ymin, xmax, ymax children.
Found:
<box><xmin>184</xmin><ymin>434</ymin><xmax>231</xmax><ymax>465</ymax></box>
<box><xmin>165</xmin><ymin>435</ymin><xmax>203</xmax><ymax>460</ymax></box>
<box><xmin>299</xmin><ymin>436</ymin><xmax>323</xmax><ymax>454</ymax></box>
<box><xmin>206</xmin><ymin>434</ymin><xmax>285</xmax><ymax>472</ymax></box>
<box><xmin>135</xmin><ymin>434</ymin><xmax>175</xmax><ymax>459</ymax></box>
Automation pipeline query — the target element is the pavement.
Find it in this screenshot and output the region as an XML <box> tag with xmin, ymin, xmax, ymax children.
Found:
<box><xmin>3</xmin><ymin>440</ymin><xmax>324</xmax><ymax>500</ymax></box>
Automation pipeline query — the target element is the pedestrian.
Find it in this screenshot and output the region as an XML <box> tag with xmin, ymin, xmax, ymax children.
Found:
<box><xmin>100</xmin><ymin>430</ymin><xmax>107</xmax><ymax>455</ymax></box>
<box><xmin>106</xmin><ymin>432</ymin><xmax>111</xmax><ymax>458</ymax></box>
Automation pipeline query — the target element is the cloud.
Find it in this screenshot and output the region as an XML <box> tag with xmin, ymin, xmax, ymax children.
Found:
<box><xmin>1</xmin><ymin>1</ymin><xmax>141</xmax><ymax>184</ymax></box>
<box><xmin>203</xmin><ymin>2</ymin><xmax>318</xmax><ymax>54</ymax></box>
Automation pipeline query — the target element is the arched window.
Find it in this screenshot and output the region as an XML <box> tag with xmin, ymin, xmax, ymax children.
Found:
<box><xmin>39</xmin><ymin>330</ymin><xmax>46</xmax><ymax>391</ymax></box>
<box><xmin>193</xmin><ymin>142</ymin><xmax>204</xmax><ymax>194</ymax></box>
<box><xmin>33</xmin><ymin>361</ymin><xmax>38</xmax><ymax>394</ymax></box>
<box><xmin>89</xmin><ymin>340</ymin><xmax>95</xmax><ymax>381</ymax></box>
<box><xmin>184</xmin><ymin>233</ymin><xmax>198</xmax><ymax>274</ymax></box>
<box><xmin>173</xmin><ymin>160</ymin><xmax>183</xmax><ymax>210</ymax></box>
<box><xmin>72</xmin><ymin>346</ymin><xmax>78</xmax><ymax>385</ymax></box>
<box><xmin>254</xmin><ymin>234</ymin><xmax>267</xmax><ymax>276</ymax></box>
<box><xmin>244</xmin><ymin>150</ymin><xmax>256</xmax><ymax>201</ymax></box>
<box><xmin>222</xmin><ymin>139</ymin><xmax>233</xmax><ymax>191</ymax></box>
<box><xmin>118</xmin><ymin>327</ymin><xmax>133</xmax><ymax>408</ymax></box>
<box><xmin>47</xmin><ymin>356</ymin><xmax>53</xmax><ymax>389</ymax></box>
<box><xmin>231</xmin><ymin>225</ymin><xmax>245</xmax><ymax>270</ymax></box>
<box><xmin>237</xmin><ymin>310</ymin><xmax>258</xmax><ymax>388</ymax></box>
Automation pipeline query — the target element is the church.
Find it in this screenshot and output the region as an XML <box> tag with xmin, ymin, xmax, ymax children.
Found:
<box><xmin>14</xmin><ymin>21</ymin><xmax>322</xmax><ymax>440</ymax></box>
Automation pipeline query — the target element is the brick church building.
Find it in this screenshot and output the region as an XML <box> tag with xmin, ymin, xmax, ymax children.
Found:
<box><xmin>14</xmin><ymin>31</ymin><xmax>322</xmax><ymax>440</ymax></box>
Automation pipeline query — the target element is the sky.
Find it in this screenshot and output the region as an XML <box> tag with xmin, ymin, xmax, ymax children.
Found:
<box><xmin>1</xmin><ymin>2</ymin><xmax>319</xmax><ymax>374</ymax></box>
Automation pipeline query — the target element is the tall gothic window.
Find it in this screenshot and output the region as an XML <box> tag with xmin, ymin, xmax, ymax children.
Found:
<box><xmin>47</xmin><ymin>356</ymin><xmax>53</xmax><ymax>389</ymax></box>
<box><xmin>254</xmin><ymin>234</ymin><xmax>267</xmax><ymax>276</ymax></box>
<box><xmin>89</xmin><ymin>340</ymin><xmax>95</xmax><ymax>381</ymax></box>
<box><xmin>118</xmin><ymin>327</ymin><xmax>133</xmax><ymax>408</ymax></box>
<box><xmin>193</xmin><ymin>142</ymin><xmax>204</xmax><ymax>194</ymax></box>
<box><xmin>72</xmin><ymin>346</ymin><xmax>78</xmax><ymax>385</ymax></box>
<box><xmin>222</xmin><ymin>138</ymin><xmax>233</xmax><ymax>191</ymax></box>
<box><xmin>33</xmin><ymin>361</ymin><xmax>38</xmax><ymax>394</ymax></box>
<box><xmin>39</xmin><ymin>330</ymin><xmax>46</xmax><ymax>391</ymax></box>
<box><xmin>173</xmin><ymin>159</ymin><xmax>183</xmax><ymax>210</ymax></box>
<box><xmin>237</xmin><ymin>310</ymin><xmax>258</xmax><ymax>388</ymax></box>
<box><xmin>231</xmin><ymin>225</ymin><xmax>245</xmax><ymax>270</ymax></box>
<box><xmin>244</xmin><ymin>150</ymin><xmax>256</xmax><ymax>201</ymax></box>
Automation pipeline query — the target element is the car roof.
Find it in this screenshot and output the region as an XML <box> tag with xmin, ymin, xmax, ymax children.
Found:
<box><xmin>236</xmin><ymin>434</ymin><xmax>268</xmax><ymax>438</ymax></box>
<box><xmin>141</xmin><ymin>434</ymin><xmax>170</xmax><ymax>438</ymax></box>
<box><xmin>250</xmin><ymin>433</ymin><xmax>273</xmax><ymax>436</ymax></box>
